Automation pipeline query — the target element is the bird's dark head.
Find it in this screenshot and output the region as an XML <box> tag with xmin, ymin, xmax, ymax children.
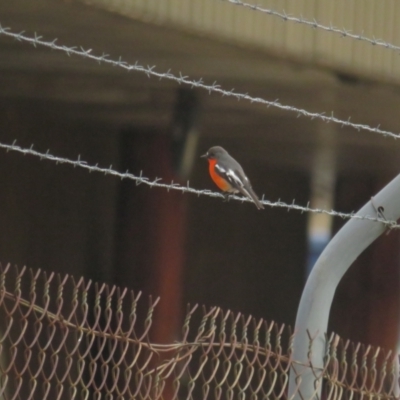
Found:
<box><xmin>200</xmin><ymin>146</ymin><xmax>228</xmax><ymax>160</ymax></box>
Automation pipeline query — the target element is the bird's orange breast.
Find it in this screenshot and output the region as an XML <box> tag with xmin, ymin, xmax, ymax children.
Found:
<box><xmin>208</xmin><ymin>159</ymin><xmax>232</xmax><ymax>191</ymax></box>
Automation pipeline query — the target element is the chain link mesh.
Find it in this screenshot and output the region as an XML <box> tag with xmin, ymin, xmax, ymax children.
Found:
<box><xmin>0</xmin><ymin>264</ymin><xmax>398</xmax><ymax>399</ymax></box>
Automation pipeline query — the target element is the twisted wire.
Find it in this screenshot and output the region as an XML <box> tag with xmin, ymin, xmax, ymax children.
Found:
<box><xmin>0</xmin><ymin>25</ymin><xmax>399</xmax><ymax>140</ymax></box>
<box><xmin>0</xmin><ymin>139</ymin><xmax>398</xmax><ymax>229</ymax></box>
<box><xmin>0</xmin><ymin>264</ymin><xmax>398</xmax><ymax>400</ymax></box>
<box><xmin>221</xmin><ymin>0</ymin><xmax>400</xmax><ymax>54</ymax></box>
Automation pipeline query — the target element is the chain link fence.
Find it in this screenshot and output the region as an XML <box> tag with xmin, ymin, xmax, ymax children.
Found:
<box><xmin>0</xmin><ymin>264</ymin><xmax>397</xmax><ymax>399</ymax></box>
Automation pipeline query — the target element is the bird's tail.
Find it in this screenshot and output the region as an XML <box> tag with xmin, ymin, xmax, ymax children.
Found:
<box><xmin>240</xmin><ymin>186</ymin><xmax>264</xmax><ymax>210</ymax></box>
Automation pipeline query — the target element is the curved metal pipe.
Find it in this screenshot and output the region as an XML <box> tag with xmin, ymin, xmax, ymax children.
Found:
<box><xmin>288</xmin><ymin>173</ymin><xmax>400</xmax><ymax>400</ymax></box>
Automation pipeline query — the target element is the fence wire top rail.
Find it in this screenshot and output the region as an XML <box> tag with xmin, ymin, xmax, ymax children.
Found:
<box><xmin>1</xmin><ymin>25</ymin><xmax>400</xmax><ymax>141</ymax></box>
<box><xmin>0</xmin><ymin>264</ymin><xmax>398</xmax><ymax>400</ymax></box>
<box><xmin>222</xmin><ymin>0</ymin><xmax>400</xmax><ymax>54</ymax></box>
<box><xmin>1</xmin><ymin>139</ymin><xmax>399</xmax><ymax>229</ymax></box>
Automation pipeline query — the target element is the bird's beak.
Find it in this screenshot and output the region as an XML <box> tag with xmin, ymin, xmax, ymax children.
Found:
<box><xmin>200</xmin><ymin>153</ymin><xmax>208</xmax><ymax>158</ymax></box>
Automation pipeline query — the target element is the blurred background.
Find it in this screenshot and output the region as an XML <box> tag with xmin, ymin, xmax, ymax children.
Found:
<box><xmin>0</xmin><ymin>0</ymin><xmax>399</xmax><ymax>353</ymax></box>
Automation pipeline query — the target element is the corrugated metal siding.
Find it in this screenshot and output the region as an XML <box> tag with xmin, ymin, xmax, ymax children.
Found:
<box><xmin>82</xmin><ymin>0</ymin><xmax>400</xmax><ymax>82</ymax></box>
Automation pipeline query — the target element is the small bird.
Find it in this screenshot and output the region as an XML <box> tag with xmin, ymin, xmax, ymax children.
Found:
<box><xmin>201</xmin><ymin>146</ymin><xmax>264</xmax><ymax>210</ymax></box>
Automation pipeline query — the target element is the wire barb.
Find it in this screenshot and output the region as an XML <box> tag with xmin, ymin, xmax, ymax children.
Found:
<box><xmin>0</xmin><ymin>26</ymin><xmax>400</xmax><ymax>140</ymax></box>
<box><xmin>220</xmin><ymin>0</ymin><xmax>400</xmax><ymax>55</ymax></box>
<box><xmin>0</xmin><ymin>140</ymin><xmax>398</xmax><ymax>228</ymax></box>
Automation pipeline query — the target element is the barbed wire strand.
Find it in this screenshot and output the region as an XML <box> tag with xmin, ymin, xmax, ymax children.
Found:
<box><xmin>1</xmin><ymin>140</ymin><xmax>398</xmax><ymax>229</ymax></box>
<box><xmin>1</xmin><ymin>25</ymin><xmax>400</xmax><ymax>141</ymax></box>
<box><xmin>222</xmin><ymin>0</ymin><xmax>400</xmax><ymax>54</ymax></box>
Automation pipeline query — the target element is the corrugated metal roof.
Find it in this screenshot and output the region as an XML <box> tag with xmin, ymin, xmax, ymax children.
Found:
<box><xmin>81</xmin><ymin>0</ymin><xmax>400</xmax><ymax>82</ymax></box>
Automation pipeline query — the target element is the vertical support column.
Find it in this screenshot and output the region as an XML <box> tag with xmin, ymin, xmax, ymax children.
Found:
<box><xmin>114</xmin><ymin>131</ymin><xmax>187</xmax><ymax>399</ymax></box>
<box><xmin>306</xmin><ymin>124</ymin><xmax>336</xmax><ymax>276</ymax></box>
<box><xmin>114</xmin><ymin>88</ymin><xmax>199</xmax><ymax>400</ymax></box>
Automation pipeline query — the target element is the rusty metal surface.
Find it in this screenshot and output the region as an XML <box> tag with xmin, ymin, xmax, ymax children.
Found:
<box><xmin>0</xmin><ymin>264</ymin><xmax>397</xmax><ymax>399</ymax></box>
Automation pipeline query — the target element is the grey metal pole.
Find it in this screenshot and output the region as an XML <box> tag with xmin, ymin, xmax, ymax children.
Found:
<box><xmin>288</xmin><ymin>173</ymin><xmax>400</xmax><ymax>400</ymax></box>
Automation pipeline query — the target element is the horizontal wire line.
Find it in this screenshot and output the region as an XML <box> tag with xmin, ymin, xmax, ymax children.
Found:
<box><xmin>0</xmin><ymin>25</ymin><xmax>399</xmax><ymax>140</ymax></box>
<box><xmin>222</xmin><ymin>0</ymin><xmax>400</xmax><ymax>53</ymax></box>
<box><xmin>0</xmin><ymin>140</ymin><xmax>398</xmax><ymax>229</ymax></box>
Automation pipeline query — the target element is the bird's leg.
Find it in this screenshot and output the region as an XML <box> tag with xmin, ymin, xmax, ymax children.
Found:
<box><xmin>222</xmin><ymin>193</ymin><xmax>232</xmax><ymax>202</ymax></box>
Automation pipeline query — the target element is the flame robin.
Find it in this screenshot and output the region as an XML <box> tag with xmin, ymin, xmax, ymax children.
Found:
<box><xmin>201</xmin><ymin>146</ymin><xmax>264</xmax><ymax>210</ymax></box>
